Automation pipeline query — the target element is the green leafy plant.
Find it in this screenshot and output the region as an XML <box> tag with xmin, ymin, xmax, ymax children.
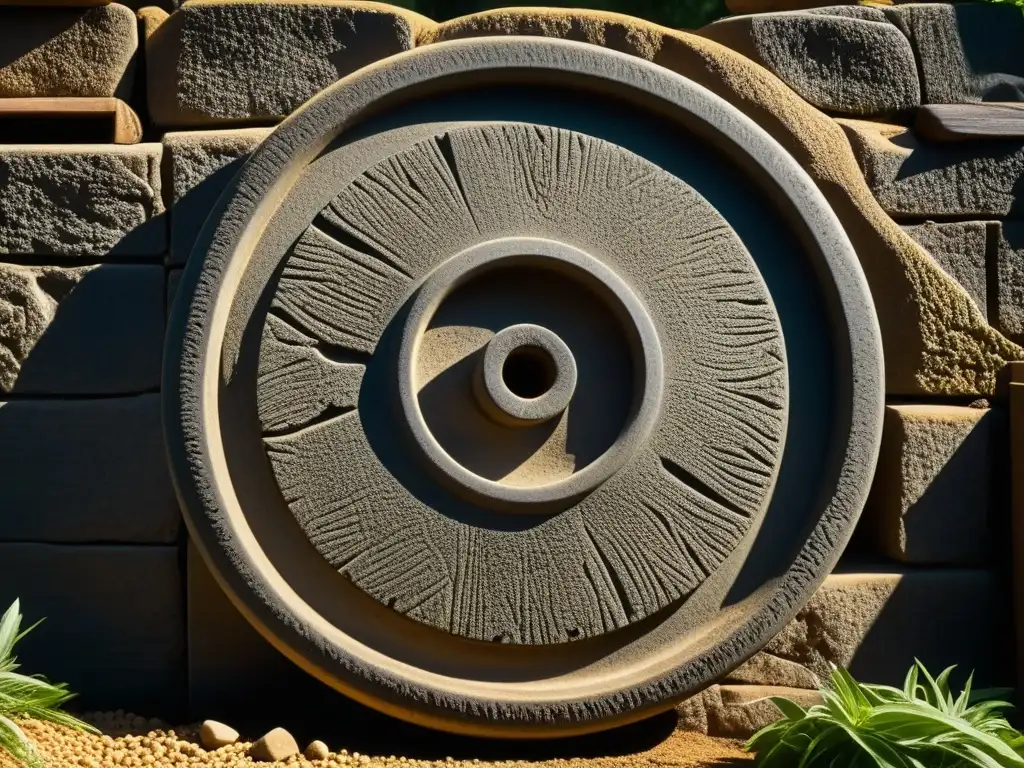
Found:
<box><xmin>0</xmin><ymin>599</ymin><xmax>96</xmax><ymax>767</ymax></box>
<box><xmin>747</xmin><ymin>660</ymin><xmax>1024</xmax><ymax>767</ymax></box>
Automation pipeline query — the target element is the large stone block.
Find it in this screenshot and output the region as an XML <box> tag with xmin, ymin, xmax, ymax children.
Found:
<box><xmin>901</xmin><ymin>221</ymin><xmax>990</xmax><ymax>320</ymax></box>
<box><xmin>838</xmin><ymin>118</ymin><xmax>1024</xmax><ymax>219</ymax></box>
<box><xmin>146</xmin><ymin>1</ymin><xmax>432</xmax><ymax>127</ymax></box>
<box><xmin>0</xmin><ymin>395</ymin><xmax>181</xmax><ymax>543</ymax></box>
<box><xmin>0</xmin><ymin>4</ymin><xmax>137</xmax><ymax>99</ymax></box>
<box><xmin>761</xmin><ymin>569</ymin><xmax>1011</xmax><ymax>688</ymax></box>
<box><xmin>0</xmin><ymin>543</ymin><xmax>186</xmax><ymax>717</ymax></box>
<box><xmin>699</xmin><ymin>9</ymin><xmax>920</xmax><ymax>117</ymax></box>
<box><xmin>858</xmin><ymin>405</ymin><xmax>998</xmax><ymax>565</ymax></box>
<box><xmin>0</xmin><ymin>144</ymin><xmax>165</xmax><ymax>258</ymax></box>
<box><xmin>886</xmin><ymin>3</ymin><xmax>1024</xmax><ymax>105</ymax></box>
<box><xmin>997</xmin><ymin>222</ymin><xmax>1024</xmax><ymax>343</ymax></box>
<box><xmin>0</xmin><ymin>264</ymin><xmax>164</xmax><ymax>394</ymax></box>
<box><xmin>163</xmin><ymin>128</ymin><xmax>270</xmax><ymax>266</ymax></box>
<box><xmin>677</xmin><ymin>685</ymin><xmax>822</xmax><ymax>739</ymax></box>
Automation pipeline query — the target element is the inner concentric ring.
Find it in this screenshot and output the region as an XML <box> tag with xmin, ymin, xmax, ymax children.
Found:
<box><xmin>476</xmin><ymin>324</ymin><xmax>577</xmax><ymax>427</ymax></box>
<box><xmin>397</xmin><ymin>237</ymin><xmax>664</xmax><ymax>511</ymax></box>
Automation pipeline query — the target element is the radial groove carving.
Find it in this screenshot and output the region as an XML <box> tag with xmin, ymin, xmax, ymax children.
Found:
<box><xmin>165</xmin><ymin>37</ymin><xmax>882</xmax><ymax>739</ymax></box>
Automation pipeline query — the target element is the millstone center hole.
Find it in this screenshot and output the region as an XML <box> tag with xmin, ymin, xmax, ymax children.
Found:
<box><xmin>502</xmin><ymin>346</ymin><xmax>557</xmax><ymax>399</ymax></box>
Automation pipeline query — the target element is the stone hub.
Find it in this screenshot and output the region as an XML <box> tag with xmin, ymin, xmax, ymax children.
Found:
<box><xmin>475</xmin><ymin>324</ymin><xmax>577</xmax><ymax>427</ymax></box>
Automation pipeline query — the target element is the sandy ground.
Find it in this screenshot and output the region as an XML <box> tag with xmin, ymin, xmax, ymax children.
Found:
<box><xmin>0</xmin><ymin>716</ymin><xmax>752</xmax><ymax>768</ymax></box>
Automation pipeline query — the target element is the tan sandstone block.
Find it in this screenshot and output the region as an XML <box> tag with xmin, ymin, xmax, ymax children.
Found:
<box><xmin>138</xmin><ymin>5</ymin><xmax>169</xmax><ymax>40</ymax></box>
<box><xmin>726</xmin><ymin>0</ymin><xmax>889</xmax><ymax>13</ymax></box>
<box><xmin>838</xmin><ymin>118</ymin><xmax>1024</xmax><ymax>219</ymax></box>
<box><xmin>858</xmin><ymin>405</ymin><xmax>998</xmax><ymax>564</ymax></box>
<box><xmin>0</xmin><ymin>4</ymin><xmax>137</xmax><ymax>100</ymax></box>
<box><xmin>147</xmin><ymin>1</ymin><xmax>434</xmax><ymax>127</ymax></box>
<box><xmin>0</xmin><ymin>263</ymin><xmax>164</xmax><ymax>394</ymax></box>
<box><xmin>421</xmin><ymin>8</ymin><xmax>1021</xmax><ymax>396</ymax></box>
<box><xmin>0</xmin><ymin>144</ymin><xmax>165</xmax><ymax>258</ymax></box>
<box><xmin>764</xmin><ymin>569</ymin><xmax>1010</xmax><ymax>688</ymax></box>
<box><xmin>163</xmin><ymin>128</ymin><xmax>271</xmax><ymax>265</ymax></box>
<box><xmin>997</xmin><ymin>222</ymin><xmax>1024</xmax><ymax>344</ymax></box>
<box><xmin>676</xmin><ymin>685</ymin><xmax>822</xmax><ymax>738</ymax></box>
<box><xmin>699</xmin><ymin>8</ymin><xmax>920</xmax><ymax>117</ymax></box>
<box><xmin>901</xmin><ymin>221</ymin><xmax>990</xmax><ymax>320</ymax></box>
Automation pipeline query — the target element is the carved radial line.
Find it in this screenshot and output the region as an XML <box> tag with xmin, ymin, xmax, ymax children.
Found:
<box><xmin>258</xmin><ymin>314</ymin><xmax>365</xmax><ymax>435</ymax></box>
<box><xmin>257</xmin><ymin>123</ymin><xmax>788</xmax><ymax>643</ymax></box>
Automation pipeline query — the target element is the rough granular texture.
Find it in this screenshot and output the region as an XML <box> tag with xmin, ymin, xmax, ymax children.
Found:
<box><xmin>0</xmin><ymin>144</ymin><xmax>165</xmax><ymax>258</ymax></box>
<box><xmin>163</xmin><ymin>128</ymin><xmax>271</xmax><ymax>265</ymax></box>
<box><xmin>424</xmin><ymin>7</ymin><xmax>1021</xmax><ymax>395</ymax></box>
<box><xmin>0</xmin><ymin>5</ymin><xmax>137</xmax><ymax>99</ymax></box>
<box><xmin>859</xmin><ymin>405</ymin><xmax>995</xmax><ymax>565</ymax></box>
<box><xmin>0</xmin><ymin>717</ymin><xmax>752</xmax><ymax>768</ymax></box>
<box><xmin>838</xmin><ymin>118</ymin><xmax>1024</xmax><ymax>218</ymax></box>
<box><xmin>0</xmin><ymin>264</ymin><xmax>164</xmax><ymax>395</ymax></box>
<box><xmin>699</xmin><ymin>10</ymin><xmax>920</xmax><ymax>117</ymax></box>
<box><xmin>147</xmin><ymin>1</ymin><xmax>435</xmax><ymax>126</ymax></box>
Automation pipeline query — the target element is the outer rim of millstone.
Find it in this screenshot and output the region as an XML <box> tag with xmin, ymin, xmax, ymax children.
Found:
<box><xmin>163</xmin><ymin>37</ymin><xmax>884</xmax><ymax>737</ymax></box>
<box><xmin>396</xmin><ymin>237</ymin><xmax>664</xmax><ymax>509</ymax></box>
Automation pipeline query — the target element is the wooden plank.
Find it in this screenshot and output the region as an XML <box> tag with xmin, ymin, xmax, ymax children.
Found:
<box><xmin>916</xmin><ymin>103</ymin><xmax>1024</xmax><ymax>142</ymax></box>
<box><xmin>0</xmin><ymin>97</ymin><xmax>141</xmax><ymax>144</ymax></box>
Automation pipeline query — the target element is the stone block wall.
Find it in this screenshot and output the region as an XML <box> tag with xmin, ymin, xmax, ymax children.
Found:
<box><xmin>0</xmin><ymin>0</ymin><xmax>1020</xmax><ymax>739</ymax></box>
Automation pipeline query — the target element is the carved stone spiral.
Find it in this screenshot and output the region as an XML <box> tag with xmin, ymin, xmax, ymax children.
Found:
<box><xmin>165</xmin><ymin>38</ymin><xmax>882</xmax><ymax>737</ymax></box>
<box><xmin>256</xmin><ymin>124</ymin><xmax>786</xmax><ymax>644</ymax></box>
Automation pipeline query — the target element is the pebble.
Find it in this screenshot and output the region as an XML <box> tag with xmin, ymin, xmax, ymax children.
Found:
<box><xmin>200</xmin><ymin>720</ymin><xmax>240</xmax><ymax>749</ymax></box>
<box><xmin>250</xmin><ymin>727</ymin><xmax>300</xmax><ymax>762</ymax></box>
<box><xmin>306</xmin><ymin>740</ymin><xmax>331</xmax><ymax>760</ymax></box>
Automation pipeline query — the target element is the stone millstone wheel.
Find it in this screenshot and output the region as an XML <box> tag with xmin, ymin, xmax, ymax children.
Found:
<box><xmin>164</xmin><ymin>38</ymin><xmax>884</xmax><ymax>737</ymax></box>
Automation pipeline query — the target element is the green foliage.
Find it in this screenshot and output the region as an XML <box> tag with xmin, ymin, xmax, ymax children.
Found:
<box><xmin>389</xmin><ymin>0</ymin><xmax>728</xmax><ymax>31</ymax></box>
<box><xmin>0</xmin><ymin>600</ymin><xmax>97</xmax><ymax>768</ymax></box>
<box><xmin>747</xmin><ymin>661</ymin><xmax>1024</xmax><ymax>768</ymax></box>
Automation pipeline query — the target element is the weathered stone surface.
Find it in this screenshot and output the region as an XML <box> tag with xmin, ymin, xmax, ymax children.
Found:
<box><xmin>765</xmin><ymin>570</ymin><xmax>1010</xmax><ymax>687</ymax></box>
<box><xmin>885</xmin><ymin>3</ymin><xmax>1024</xmax><ymax>105</ymax></box>
<box><xmin>0</xmin><ymin>264</ymin><xmax>163</xmax><ymax>394</ymax></box>
<box><xmin>699</xmin><ymin>10</ymin><xmax>920</xmax><ymax>117</ymax></box>
<box><xmin>0</xmin><ymin>395</ymin><xmax>180</xmax><ymax>543</ymax></box>
<box><xmin>199</xmin><ymin>721</ymin><xmax>239</xmax><ymax>749</ymax></box>
<box><xmin>250</xmin><ymin>728</ymin><xmax>299</xmax><ymax>762</ymax></box>
<box><xmin>0</xmin><ymin>543</ymin><xmax>185</xmax><ymax>714</ymax></box>
<box><xmin>859</xmin><ymin>405</ymin><xmax>996</xmax><ymax>564</ymax></box>
<box><xmin>901</xmin><ymin>221</ymin><xmax>990</xmax><ymax>319</ymax></box>
<box><xmin>163</xmin><ymin>128</ymin><xmax>270</xmax><ymax>266</ymax></box>
<box><xmin>997</xmin><ymin>222</ymin><xmax>1024</xmax><ymax>343</ymax></box>
<box><xmin>726</xmin><ymin>651</ymin><xmax>822</xmax><ymax>689</ymax></box>
<box><xmin>676</xmin><ymin>685</ymin><xmax>822</xmax><ymax>738</ymax></box>
<box><xmin>838</xmin><ymin>118</ymin><xmax>1024</xmax><ymax>219</ymax></box>
<box><xmin>138</xmin><ymin>5</ymin><xmax>169</xmax><ymax>41</ymax></box>
<box><xmin>0</xmin><ymin>5</ymin><xmax>136</xmax><ymax>99</ymax></box>
<box><xmin>726</xmin><ymin>0</ymin><xmax>883</xmax><ymax>14</ymax></box>
<box><xmin>0</xmin><ymin>144</ymin><xmax>165</xmax><ymax>258</ymax></box>
<box><xmin>424</xmin><ymin>8</ymin><xmax>1021</xmax><ymax>396</ymax></box>
<box><xmin>147</xmin><ymin>1</ymin><xmax>433</xmax><ymax>127</ymax></box>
